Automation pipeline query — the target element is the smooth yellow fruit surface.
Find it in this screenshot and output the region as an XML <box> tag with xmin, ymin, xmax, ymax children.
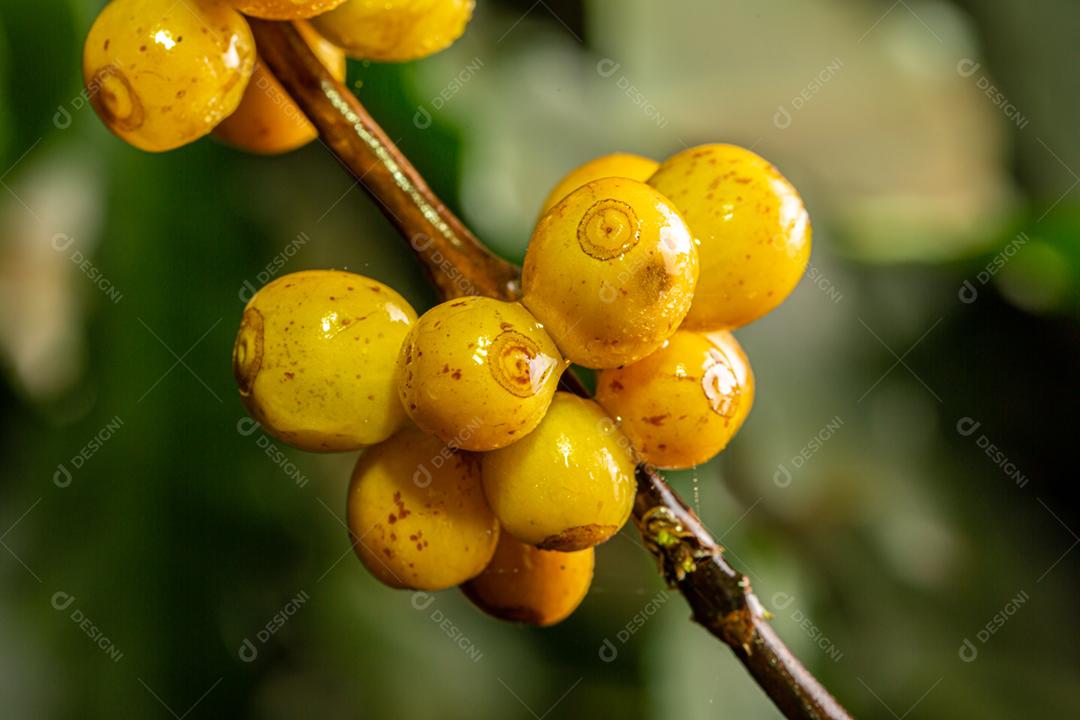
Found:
<box><xmin>397</xmin><ymin>297</ymin><xmax>565</xmax><ymax>452</ymax></box>
<box><xmin>648</xmin><ymin>143</ymin><xmax>811</xmax><ymax>329</ymax></box>
<box><xmin>348</xmin><ymin>425</ymin><xmax>499</xmax><ymax>590</ymax></box>
<box><xmin>539</xmin><ymin>152</ymin><xmax>660</xmax><ymax>216</ymax></box>
<box><xmin>214</xmin><ymin>22</ymin><xmax>346</xmax><ymax>153</ymax></box>
<box><xmin>522</xmin><ymin>177</ymin><xmax>698</xmax><ymax>369</ymax></box>
<box><xmin>83</xmin><ymin>0</ymin><xmax>256</xmax><ymax>152</ymax></box>
<box><xmin>231</xmin><ymin>0</ymin><xmax>347</xmax><ymax>20</ymax></box>
<box><xmin>311</xmin><ymin>0</ymin><xmax>474</xmax><ymax>62</ymax></box>
<box><xmin>595</xmin><ymin>330</ymin><xmax>753</xmax><ymax>469</ymax></box>
<box><xmin>481</xmin><ymin>392</ymin><xmax>636</xmax><ymax>551</ymax></box>
<box><xmin>232</xmin><ymin>270</ymin><xmax>416</xmax><ymax>452</ymax></box>
<box><xmin>463</xmin><ymin>533</ymin><xmax>594</xmax><ymax>627</ymax></box>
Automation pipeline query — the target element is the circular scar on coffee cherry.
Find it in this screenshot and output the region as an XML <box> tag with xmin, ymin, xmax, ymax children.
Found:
<box><xmin>88</xmin><ymin>65</ymin><xmax>145</xmax><ymax>132</ymax></box>
<box><xmin>701</xmin><ymin>348</ymin><xmax>739</xmax><ymax>419</ymax></box>
<box><xmin>488</xmin><ymin>329</ymin><xmax>555</xmax><ymax>398</ymax></box>
<box><xmin>232</xmin><ymin>308</ymin><xmax>264</xmax><ymax>396</ymax></box>
<box><xmin>577</xmin><ymin>199</ymin><xmax>641</xmax><ymax>260</ymax></box>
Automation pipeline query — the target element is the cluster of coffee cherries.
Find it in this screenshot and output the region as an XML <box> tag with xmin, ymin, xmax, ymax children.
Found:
<box><xmin>232</xmin><ymin>146</ymin><xmax>811</xmax><ymax>625</ymax></box>
<box><xmin>82</xmin><ymin>0</ymin><xmax>475</xmax><ymax>153</ymax></box>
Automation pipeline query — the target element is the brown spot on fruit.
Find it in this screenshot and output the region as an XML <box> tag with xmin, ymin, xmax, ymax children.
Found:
<box><xmin>637</xmin><ymin>260</ymin><xmax>673</xmax><ymax>300</ymax></box>
<box><xmin>392</xmin><ymin>491</ymin><xmax>411</xmax><ymax>520</ymax></box>
<box><xmin>538</xmin><ymin>524</ymin><xmax>616</xmax><ymax>551</ymax></box>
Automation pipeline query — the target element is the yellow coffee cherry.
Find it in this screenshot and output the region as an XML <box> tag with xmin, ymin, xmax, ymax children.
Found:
<box><xmin>522</xmin><ymin>177</ymin><xmax>699</xmax><ymax>369</ymax></box>
<box><xmin>539</xmin><ymin>152</ymin><xmax>660</xmax><ymax>216</ymax></box>
<box><xmin>232</xmin><ymin>269</ymin><xmax>417</xmax><ymax>452</ymax></box>
<box><xmin>595</xmin><ymin>330</ymin><xmax>753</xmax><ymax>469</ymax></box>
<box><xmin>463</xmin><ymin>533</ymin><xmax>594</xmax><ymax>627</ymax></box>
<box><xmin>348</xmin><ymin>424</ymin><xmax>499</xmax><ymax>590</ymax></box>
<box><xmin>648</xmin><ymin>143</ymin><xmax>811</xmax><ymax>330</ymax></box>
<box><xmin>231</xmin><ymin>0</ymin><xmax>347</xmax><ymax>20</ymax></box>
<box><xmin>214</xmin><ymin>22</ymin><xmax>345</xmax><ymax>154</ymax></box>
<box><xmin>83</xmin><ymin>0</ymin><xmax>256</xmax><ymax>152</ymax></box>
<box><xmin>311</xmin><ymin>0</ymin><xmax>474</xmax><ymax>62</ymax></box>
<box><xmin>397</xmin><ymin>296</ymin><xmax>565</xmax><ymax>452</ymax></box>
<box><xmin>481</xmin><ymin>392</ymin><xmax>636</xmax><ymax>551</ymax></box>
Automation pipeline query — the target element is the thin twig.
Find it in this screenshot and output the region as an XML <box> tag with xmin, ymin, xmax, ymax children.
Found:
<box><xmin>249</xmin><ymin>19</ymin><xmax>852</xmax><ymax>720</ymax></box>
<box><xmin>634</xmin><ymin>467</ymin><xmax>852</xmax><ymax>719</ymax></box>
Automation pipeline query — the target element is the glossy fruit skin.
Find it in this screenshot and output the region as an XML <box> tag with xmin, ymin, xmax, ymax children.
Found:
<box><xmin>231</xmin><ymin>0</ymin><xmax>347</xmax><ymax>20</ymax></box>
<box><xmin>481</xmin><ymin>392</ymin><xmax>636</xmax><ymax>551</ymax></box>
<box><xmin>522</xmin><ymin>177</ymin><xmax>699</xmax><ymax>369</ymax></box>
<box><xmin>214</xmin><ymin>22</ymin><xmax>345</xmax><ymax>154</ymax></box>
<box><xmin>595</xmin><ymin>330</ymin><xmax>753</xmax><ymax>469</ymax></box>
<box><xmin>462</xmin><ymin>533</ymin><xmax>594</xmax><ymax>627</ymax></box>
<box><xmin>348</xmin><ymin>424</ymin><xmax>499</xmax><ymax>590</ymax></box>
<box><xmin>539</xmin><ymin>152</ymin><xmax>660</xmax><ymax>216</ymax></box>
<box><xmin>648</xmin><ymin>143</ymin><xmax>811</xmax><ymax>330</ymax></box>
<box><xmin>311</xmin><ymin>0</ymin><xmax>474</xmax><ymax>62</ymax></box>
<box><xmin>83</xmin><ymin>0</ymin><xmax>256</xmax><ymax>152</ymax></box>
<box><xmin>397</xmin><ymin>296</ymin><xmax>565</xmax><ymax>452</ymax></box>
<box><xmin>232</xmin><ymin>270</ymin><xmax>417</xmax><ymax>452</ymax></box>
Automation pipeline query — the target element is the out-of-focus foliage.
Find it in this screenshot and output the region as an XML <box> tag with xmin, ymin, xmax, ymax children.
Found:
<box><xmin>0</xmin><ymin>0</ymin><xmax>1077</xmax><ymax>718</ymax></box>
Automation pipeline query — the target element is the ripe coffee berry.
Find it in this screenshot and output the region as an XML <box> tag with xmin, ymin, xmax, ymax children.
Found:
<box><xmin>523</xmin><ymin>177</ymin><xmax>698</xmax><ymax>369</ymax></box>
<box><xmin>397</xmin><ymin>296</ymin><xmax>565</xmax><ymax>451</ymax></box>
<box><xmin>232</xmin><ymin>270</ymin><xmax>416</xmax><ymax>452</ymax></box>
<box><xmin>539</xmin><ymin>152</ymin><xmax>659</xmax><ymax>216</ymax></box>
<box><xmin>648</xmin><ymin>143</ymin><xmax>811</xmax><ymax>330</ymax></box>
<box><xmin>596</xmin><ymin>330</ymin><xmax>754</xmax><ymax>469</ymax></box>
<box><xmin>312</xmin><ymin>0</ymin><xmax>474</xmax><ymax>62</ymax></box>
<box><xmin>348</xmin><ymin>424</ymin><xmax>499</xmax><ymax>590</ymax></box>
<box><xmin>83</xmin><ymin>0</ymin><xmax>256</xmax><ymax>152</ymax></box>
<box><xmin>214</xmin><ymin>21</ymin><xmax>346</xmax><ymax>154</ymax></box>
<box><xmin>482</xmin><ymin>392</ymin><xmax>636</xmax><ymax>551</ymax></box>
<box><xmin>463</xmin><ymin>533</ymin><xmax>594</xmax><ymax>627</ymax></box>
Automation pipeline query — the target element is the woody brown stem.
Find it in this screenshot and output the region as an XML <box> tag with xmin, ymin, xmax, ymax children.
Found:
<box><xmin>250</xmin><ymin>19</ymin><xmax>852</xmax><ymax>720</ymax></box>
<box><xmin>634</xmin><ymin>466</ymin><xmax>852</xmax><ymax>719</ymax></box>
<box><xmin>248</xmin><ymin>19</ymin><xmax>520</xmax><ymax>303</ymax></box>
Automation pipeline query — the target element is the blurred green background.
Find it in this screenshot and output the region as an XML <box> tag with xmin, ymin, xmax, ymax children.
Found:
<box><xmin>1</xmin><ymin>0</ymin><xmax>1078</xmax><ymax>717</ymax></box>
